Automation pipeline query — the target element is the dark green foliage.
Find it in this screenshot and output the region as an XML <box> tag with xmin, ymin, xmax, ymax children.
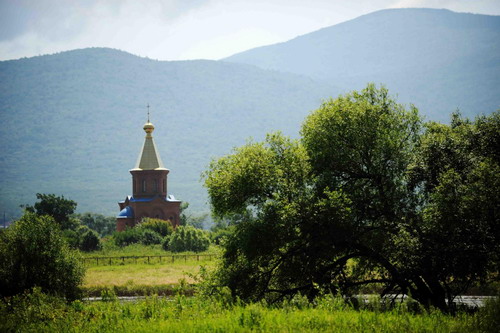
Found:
<box><xmin>23</xmin><ymin>193</ymin><xmax>78</xmax><ymax>230</ymax></box>
<box><xmin>0</xmin><ymin>213</ymin><xmax>84</xmax><ymax>300</ymax></box>
<box><xmin>79</xmin><ymin>228</ymin><xmax>101</xmax><ymax>252</ymax></box>
<box><xmin>113</xmin><ymin>227</ymin><xmax>144</xmax><ymax>247</ymax></box>
<box><xmin>139</xmin><ymin>229</ymin><xmax>163</xmax><ymax>246</ymax></box>
<box><xmin>162</xmin><ymin>235</ymin><xmax>171</xmax><ymax>251</ymax></box>
<box><xmin>62</xmin><ymin>229</ymin><xmax>81</xmax><ymax>249</ymax></box>
<box><xmin>167</xmin><ymin>225</ymin><xmax>210</xmax><ymax>252</ymax></box>
<box><xmin>210</xmin><ymin>227</ymin><xmax>234</xmax><ymax>246</ymax></box>
<box><xmin>138</xmin><ymin>217</ymin><xmax>174</xmax><ymax>237</ymax></box>
<box><xmin>75</xmin><ymin>212</ymin><xmax>116</xmax><ymax>237</ymax></box>
<box><xmin>112</xmin><ymin>219</ymin><xmax>167</xmax><ymax>247</ymax></box>
<box><xmin>204</xmin><ymin>85</ymin><xmax>500</xmax><ymax>311</ymax></box>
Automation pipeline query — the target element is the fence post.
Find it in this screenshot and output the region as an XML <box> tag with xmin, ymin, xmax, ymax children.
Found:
<box><xmin>109</xmin><ymin>257</ymin><xmax>111</xmax><ymax>265</ymax></box>
<box><xmin>96</xmin><ymin>258</ymin><xmax>99</xmax><ymax>265</ymax></box>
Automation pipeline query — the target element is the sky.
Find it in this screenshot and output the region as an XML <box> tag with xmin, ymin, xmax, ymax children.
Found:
<box><xmin>0</xmin><ymin>0</ymin><xmax>499</xmax><ymax>61</ymax></box>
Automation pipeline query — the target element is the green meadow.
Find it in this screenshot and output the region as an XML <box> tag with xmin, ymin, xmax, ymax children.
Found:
<box><xmin>2</xmin><ymin>289</ymin><xmax>499</xmax><ymax>333</ymax></box>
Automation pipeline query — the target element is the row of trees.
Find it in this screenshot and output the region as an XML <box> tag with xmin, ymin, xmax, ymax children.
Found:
<box><xmin>22</xmin><ymin>193</ymin><xmax>116</xmax><ymax>251</ymax></box>
<box><xmin>204</xmin><ymin>84</ymin><xmax>499</xmax><ymax>311</ymax></box>
<box><xmin>20</xmin><ymin>193</ymin><xmax>211</xmax><ymax>253</ymax></box>
<box><xmin>0</xmin><ymin>195</ymin><xmax>211</xmax><ymax>300</ymax></box>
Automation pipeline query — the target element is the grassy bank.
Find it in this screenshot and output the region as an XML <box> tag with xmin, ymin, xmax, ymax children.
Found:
<box><xmin>3</xmin><ymin>291</ymin><xmax>499</xmax><ymax>333</ymax></box>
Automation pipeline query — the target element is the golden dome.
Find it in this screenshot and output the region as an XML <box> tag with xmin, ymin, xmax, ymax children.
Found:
<box><xmin>143</xmin><ymin>122</ymin><xmax>155</xmax><ymax>134</ymax></box>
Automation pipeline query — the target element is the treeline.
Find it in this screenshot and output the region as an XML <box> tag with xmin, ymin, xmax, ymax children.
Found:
<box><xmin>0</xmin><ymin>193</ymin><xmax>216</xmax><ymax>300</ymax></box>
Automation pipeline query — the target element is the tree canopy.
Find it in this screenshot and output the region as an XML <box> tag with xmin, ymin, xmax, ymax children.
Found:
<box><xmin>0</xmin><ymin>213</ymin><xmax>84</xmax><ymax>300</ymax></box>
<box><xmin>24</xmin><ymin>193</ymin><xmax>78</xmax><ymax>230</ymax></box>
<box><xmin>204</xmin><ymin>84</ymin><xmax>500</xmax><ymax>311</ymax></box>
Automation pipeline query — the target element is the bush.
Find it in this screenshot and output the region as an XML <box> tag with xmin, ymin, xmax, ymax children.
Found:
<box><xmin>138</xmin><ymin>218</ymin><xmax>174</xmax><ymax>237</ymax></box>
<box><xmin>167</xmin><ymin>225</ymin><xmax>210</xmax><ymax>252</ymax></box>
<box><xmin>140</xmin><ymin>229</ymin><xmax>163</xmax><ymax>246</ymax></box>
<box><xmin>113</xmin><ymin>227</ymin><xmax>143</xmax><ymax>247</ymax></box>
<box><xmin>0</xmin><ymin>213</ymin><xmax>84</xmax><ymax>300</ymax></box>
<box><xmin>162</xmin><ymin>235</ymin><xmax>171</xmax><ymax>251</ymax></box>
<box><xmin>62</xmin><ymin>229</ymin><xmax>81</xmax><ymax>249</ymax></box>
<box><xmin>79</xmin><ymin>228</ymin><xmax>101</xmax><ymax>252</ymax></box>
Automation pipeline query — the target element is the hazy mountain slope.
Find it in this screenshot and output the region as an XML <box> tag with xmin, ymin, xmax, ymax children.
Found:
<box><xmin>0</xmin><ymin>48</ymin><xmax>337</xmax><ymax>218</ymax></box>
<box><xmin>225</xmin><ymin>8</ymin><xmax>500</xmax><ymax>121</ymax></box>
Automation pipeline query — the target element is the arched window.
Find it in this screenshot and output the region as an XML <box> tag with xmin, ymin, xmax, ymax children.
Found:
<box><xmin>154</xmin><ymin>179</ymin><xmax>158</xmax><ymax>193</ymax></box>
<box><xmin>142</xmin><ymin>179</ymin><xmax>147</xmax><ymax>192</ymax></box>
<box><xmin>163</xmin><ymin>179</ymin><xmax>167</xmax><ymax>193</ymax></box>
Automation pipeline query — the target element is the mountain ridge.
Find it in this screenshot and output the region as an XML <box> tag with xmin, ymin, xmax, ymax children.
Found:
<box><xmin>1</xmin><ymin>8</ymin><xmax>499</xmax><ymax>220</ymax></box>
<box><xmin>0</xmin><ymin>47</ymin><xmax>337</xmax><ymax>219</ymax></box>
<box><xmin>224</xmin><ymin>8</ymin><xmax>500</xmax><ymax>121</ymax></box>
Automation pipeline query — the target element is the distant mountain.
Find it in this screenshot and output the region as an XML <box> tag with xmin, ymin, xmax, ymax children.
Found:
<box><xmin>225</xmin><ymin>8</ymin><xmax>500</xmax><ymax>121</ymax></box>
<box><xmin>0</xmin><ymin>48</ymin><xmax>336</xmax><ymax>218</ymax></box>
<box><xmin>2</xmin><ymin>8</ymin><xmax>499</xmax><ymax>221</ymax></box>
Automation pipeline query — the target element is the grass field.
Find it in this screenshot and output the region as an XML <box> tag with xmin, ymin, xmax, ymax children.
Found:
<box><xmin>84</xmin><ymin>260</ymin><xmax>214</xmax><ymax>287</ymax></box>
<box><xmin>3</xmin><ymin>291</ymin><xmax>499</xmax><ymax>333</ymax></box>
<box><xmin>81</xmin><ymin>244</ymin><xmax>215</xmax><ymax>297</ymax></box>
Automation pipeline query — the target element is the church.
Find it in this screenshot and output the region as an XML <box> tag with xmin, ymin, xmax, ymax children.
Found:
<box><xmin>116</xmin><ymin>116</ymin><xmax>181</xmax><ymax>231</ymax></box>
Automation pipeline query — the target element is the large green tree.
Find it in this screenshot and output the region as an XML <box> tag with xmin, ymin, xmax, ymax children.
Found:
<box><xmin>24</xmin><ymin>193</ymin><xmax>78</xmax><ymax>230</ymax></box>
<box><xmin>204</xmin><ymin>84</ymin><xmax>499</xmax><ymax>311</ymax></box>
<box><xmin>0</xmin><ymin>213</ymin><xmax>84</xmax><ymax>300</ymax></box>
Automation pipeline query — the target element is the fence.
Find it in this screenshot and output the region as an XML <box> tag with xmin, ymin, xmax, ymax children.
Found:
<box><xmin>82</xmin><ymin>254</ymin><xmax>214</xmax><ymax>266</ymax></box>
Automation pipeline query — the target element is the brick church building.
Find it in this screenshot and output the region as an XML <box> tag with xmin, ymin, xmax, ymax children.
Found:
<box><xmin>116</xmin><ymin>117</ymin><xmax>181</xmax><ymax>231</ymax></box>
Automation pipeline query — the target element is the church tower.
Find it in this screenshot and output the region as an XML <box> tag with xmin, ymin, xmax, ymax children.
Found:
<box><xmin>116</xmin><ymin>115</ymin><xmax>181</xmax><ymax>231</ymax></box>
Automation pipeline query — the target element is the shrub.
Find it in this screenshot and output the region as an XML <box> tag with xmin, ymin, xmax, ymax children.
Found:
<box><xmin>138</xmin><ymin>218</ymin><xmax>174</xmax><ymax>237</ymax></box>
<box><xmin>113</xmin><ymin>227</ymin><xmax>143</xmax><ymax>247</ymax></box>
<box><xmin>79</xmin><ymin>228</ymin><xmax>101</xmax><ymax>252</ymax></box>
<box><xmin>62</xmin><ymin>229</ymin><xmax>81</xmax><ymax>249</ymax></box>
<box><xmin>162</xmin><ymin>235</ymin><xmax>171</xmax><ymax>251</ymax></box>
<box><xmin>168</xmin><ymin>225</ymin><xmax>210</xmax><ymax>252</ymax></box>
<box><xmin>140</xmin><ymin>229</ymin><xmax>163</xmax><ymax>246</ymax></box>
<box><xmin>0</xmin><ymin>213</ymin><xmax>84</xmax><ymax>300</ymax></box>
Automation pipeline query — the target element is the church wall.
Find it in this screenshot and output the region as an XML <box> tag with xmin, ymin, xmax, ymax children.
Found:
<box><xmin>130</xmin><ymin>169</ymin><xmax>169</xmax><ymax>198</ymax></box>
<box><xmin>117</xmin><ymin>217</ymin><xmax>135</xmax><ymax>232</ymax></box>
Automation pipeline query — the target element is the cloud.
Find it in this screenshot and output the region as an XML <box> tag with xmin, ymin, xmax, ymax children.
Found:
<box><xmin>389</xmin><ymin>0</ymin><xmax>500</xmax><ymax>14</ymax></box>
<box><xmin>0</xmin><ymin>0</ymin><xmax>209</xmax><ymax>42</ymax></box>
<box><xmin>0</xmin><ymin>0</ymin><xmax>498</xmax><ymax>61</ymax></box>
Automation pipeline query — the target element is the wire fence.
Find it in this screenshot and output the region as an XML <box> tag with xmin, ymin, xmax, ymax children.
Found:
<box><xmin>82</xmin><ymin>254</ymin><xmax>215</xmax><ymax>266</ymax></box>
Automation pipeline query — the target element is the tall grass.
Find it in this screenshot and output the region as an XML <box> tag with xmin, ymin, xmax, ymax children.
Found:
<box><xmin>2</xmin><ymin>290</ymin><xmax>497</xmax><ymax>333</ymax></box>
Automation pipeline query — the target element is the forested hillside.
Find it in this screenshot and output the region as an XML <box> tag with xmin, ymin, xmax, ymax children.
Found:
<box><xmin>0</xmin><ymin>48</ymin><xmax>336</xmax><ymax>217</ymax></box>
<box><xmin>225</xmin><ymin>8</ymin><xmax>500</xmax><ymax>121</ymax></box>
<box><xmin>1</xmin><ymin>8</ymin><xmax>498</xmax><ymax>220</ymax></box>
